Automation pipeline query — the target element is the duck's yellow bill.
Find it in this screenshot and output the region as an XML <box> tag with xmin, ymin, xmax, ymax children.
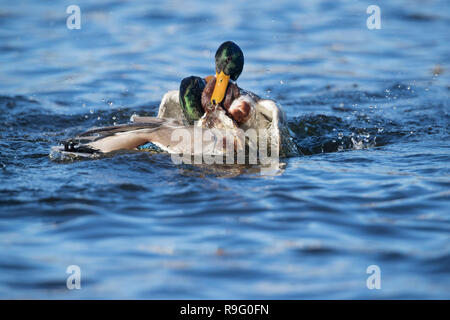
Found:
<box><xmin>211</xmin><ymin>71</ymin><xmax>230</xmax><ymax>105</ymax></box>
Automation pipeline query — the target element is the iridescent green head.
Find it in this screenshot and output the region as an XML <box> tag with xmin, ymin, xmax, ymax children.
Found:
<box><xmin>179</xmin><ymin>76</ymin><xmax>206</xmax><ymax>124</ymax></box>
<box><xmin>215</xmin><ymin>41</ymin><xmax>244</xmax><ymax>81</ymax></box>
<box><xmin>211</xmin><ymin>41</ymin><xmax>244</xmax><ymax>105</ymax></box>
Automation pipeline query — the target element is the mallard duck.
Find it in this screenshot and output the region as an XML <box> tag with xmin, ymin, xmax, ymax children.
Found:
<box><xmin>53</xmin><ymin>41</ymin><xmax>297</xmax><ymax>160</ymax></box>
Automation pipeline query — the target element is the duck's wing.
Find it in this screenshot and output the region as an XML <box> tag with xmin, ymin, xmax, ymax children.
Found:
<box><xmin>156</xmin><ymin>90</ymin><xmax>187</xmax><ymax>122</ymax></box>
<box><xmin>62</xmin><ymin>118</ymin><xmax>183</xmax><ymax>154</ymax></box>
<box><xmin>62</xmin><ymin>116</ymin><xmax>237</xmax><ymax>156</ymax></box>
<box><xmin>255</xmin><ymin>99</ymin><xmax>298</xmax><ymax>157</ymax></box>
<box><xmin>77</xmin><ymin>118</ymin><xmax>185</xmax><ymax>141</ymax></box>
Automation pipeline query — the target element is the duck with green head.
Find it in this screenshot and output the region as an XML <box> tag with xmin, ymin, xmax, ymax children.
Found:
<box><xmin>179</xmin><ymin>41</ymin><xmax>249</xmax><ymax>126</ymax></box>
<box><xmin>210</xmin><ymin>40</ymin><xmax>244</xmax><ymax>106</ymax></box>
<box><xmin>178</xmin><ymin>75</ymin><xmax>206</xmax><ymax>124</ymax></box>
<box><xmin>58</xmin><ymin>41</ymin><xmax>296</xmax><ymax>158</ymax></box>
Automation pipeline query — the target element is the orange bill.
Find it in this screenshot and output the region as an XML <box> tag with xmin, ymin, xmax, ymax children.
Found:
<box><xmin>210</xmin><ymin>71</ymin><xmax>230</xmax><ymax>105</ymax></box>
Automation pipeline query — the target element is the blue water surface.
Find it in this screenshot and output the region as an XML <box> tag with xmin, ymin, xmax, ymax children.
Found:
<box><xmin>0</xmin><ymin>0</ymin><xmax>449</xmax><ymax>298</ymax></box>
